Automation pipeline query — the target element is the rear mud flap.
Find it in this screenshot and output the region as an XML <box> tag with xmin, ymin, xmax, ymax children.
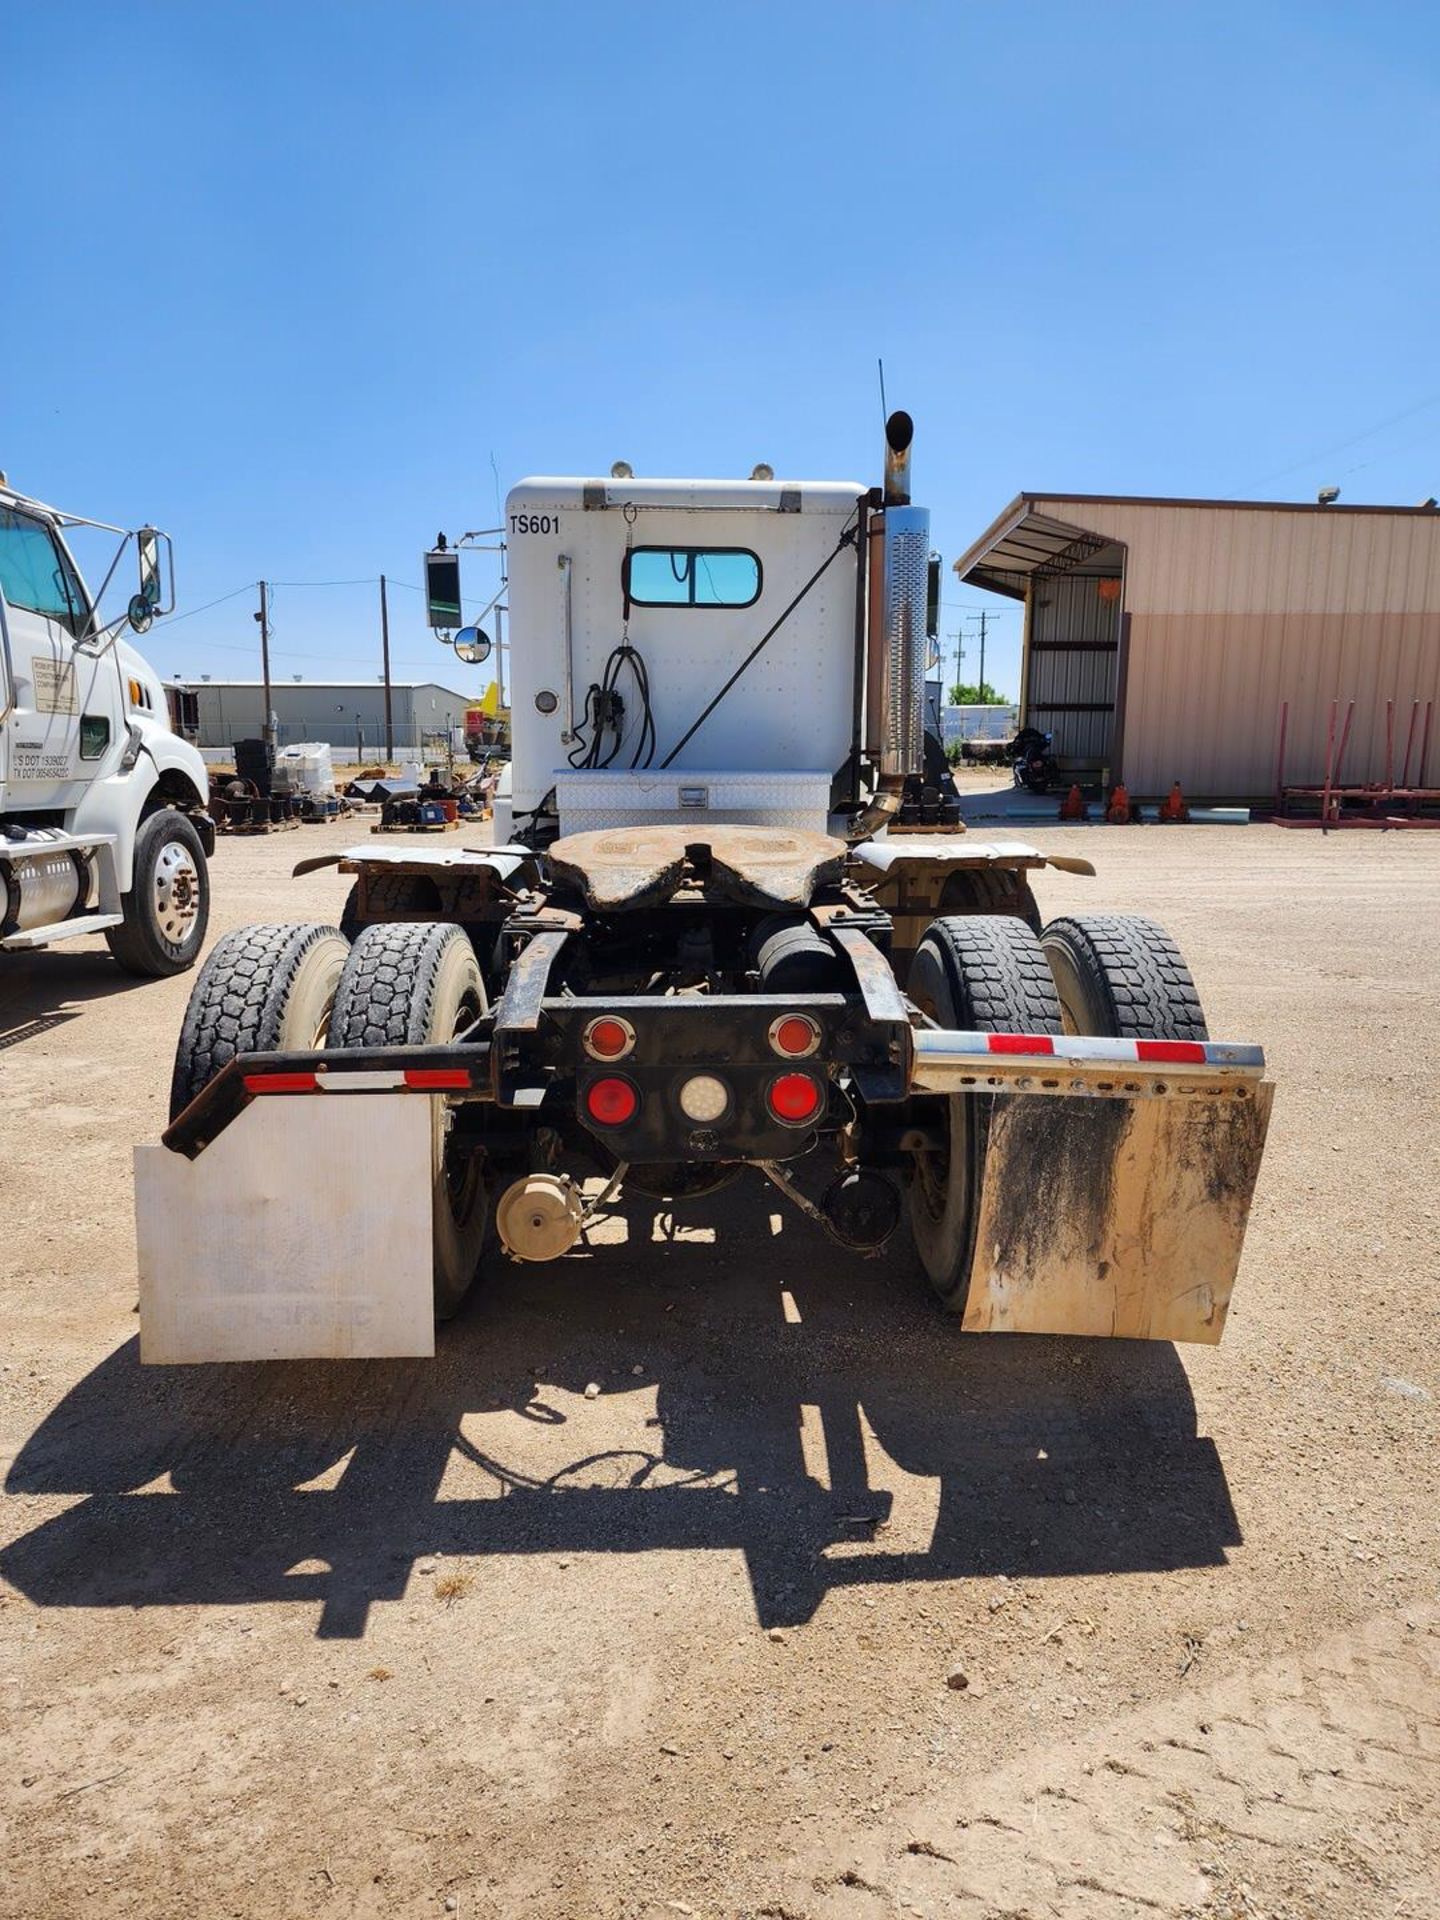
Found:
<box><xmin>135</xmin><ymin>1094</ymin><xmax>436</xmax><ymax>1363</ymax></box>
<box><xmin>962</xmin><ymin>1085</ymin><xmax>1274</xmax><ymax>1344</ymax></box>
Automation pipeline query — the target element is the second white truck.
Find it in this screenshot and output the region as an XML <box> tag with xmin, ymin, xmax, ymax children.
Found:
<box><xmin>0</xmin><ymin>479</ymin><xmax>212</xmax><ymax>975</ymax></box>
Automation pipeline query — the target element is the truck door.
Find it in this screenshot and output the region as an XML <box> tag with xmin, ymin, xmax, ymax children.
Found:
<box><xmin>0</xmin><ymin>503</ymin><xmax>104</xmax><ymax>807</ymax></box>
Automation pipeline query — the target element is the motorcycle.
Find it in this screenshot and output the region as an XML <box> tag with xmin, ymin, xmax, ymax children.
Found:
<box><xmin>1010</xmin><ymin>725</ymin><xmax>1058</xmax><ymax>794</ymax></box>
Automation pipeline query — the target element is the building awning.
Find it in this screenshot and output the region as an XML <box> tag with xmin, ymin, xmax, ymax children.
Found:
<box><xmin>951</xmin><ymin>495</ymin><xmax>1123</xmax><ymax>599</ymax></box>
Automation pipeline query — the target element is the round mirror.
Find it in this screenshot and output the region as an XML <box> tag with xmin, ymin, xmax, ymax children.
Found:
<box><xmin>452</xmin><ymin>625</ymin><xmax>492</xmax><ymax>665</ymax></box>
<box><xmin>127</xmin><ymin>592</ymin><xmax>155</xmax><ymax>634</ymax></box>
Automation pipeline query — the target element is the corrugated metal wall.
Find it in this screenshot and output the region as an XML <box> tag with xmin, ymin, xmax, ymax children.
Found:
<box><xmin>1024</xmin><ymin>571</ymin><xmax>1120</xmax><ymax>769</ymax></box>
<box><xmin>1031</xmin><ymin>501</ymin><xmax>1440</xmax><ymax>798</ymax></box>
<box><xmin>192</xmin><ymin>682</ymin><xmax>473</xmax><ymax>749</ymax></box>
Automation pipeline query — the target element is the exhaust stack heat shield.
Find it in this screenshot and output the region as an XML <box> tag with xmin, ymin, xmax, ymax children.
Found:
<box><xmin>879</xmin><ymin>503</ymin><xmax>930</xmax><ymax>778</ymax></box>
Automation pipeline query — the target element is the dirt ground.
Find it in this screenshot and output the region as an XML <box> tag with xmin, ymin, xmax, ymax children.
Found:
<box><xmin>2</xmin><ymin>800</ymin><xmax>1437</xmax><ymax>1920</ymax></box>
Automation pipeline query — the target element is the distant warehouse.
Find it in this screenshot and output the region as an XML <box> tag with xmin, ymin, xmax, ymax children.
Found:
<box><xmin>952</xmin><ymin>494</ymin><xmax>1440</xmax><ymax>802</ymax></box>
<box><xmin>180</xmin><ymin>678</ymin><xmax>479</xmax><ymax>753</ymax></box>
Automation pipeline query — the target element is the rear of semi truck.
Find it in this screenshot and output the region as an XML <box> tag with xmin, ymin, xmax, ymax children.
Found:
<box><xmin>136</xmin><ymin>417</ymin><xmax>1272</xmax><ymax>1362</ymax></box>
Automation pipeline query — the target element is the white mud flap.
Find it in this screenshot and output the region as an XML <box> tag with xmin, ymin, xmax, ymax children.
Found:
<box><xmin>135</xmin><ymin>1094</ymin><xmax>436</xmax><ymax>1363</ymax></box>
<box><xmin>962</xmin><ymin>1085</ymin><xmax>1274</xmax><ymax>1344</ymax></box>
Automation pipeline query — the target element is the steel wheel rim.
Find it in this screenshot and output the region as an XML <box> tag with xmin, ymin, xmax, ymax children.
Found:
<box><xmin>153</xmin><ymin>839</ymin><xmax>201</xmax><ymax>944</ymax></box>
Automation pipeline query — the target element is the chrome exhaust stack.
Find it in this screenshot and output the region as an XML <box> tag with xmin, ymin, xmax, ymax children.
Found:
<box><xmin>873</xmin><ymin>410</ymin><xmax>930</xmax><ymax>780</ymax></box>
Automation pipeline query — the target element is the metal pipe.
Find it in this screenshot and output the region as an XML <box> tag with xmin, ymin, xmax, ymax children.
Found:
<box><xmin>559</xmin><ymin>554</ymin><xmax>575</xmax><ymax>743</ymax></box>
<box><xmin>1273</xmin><ymin>700</ymin><xmax>1289</xmax><ymax>812</ymax></box>
<box><xmin>864</xmin><ymin>508</ymin><xmax>886</xmax><ymax>760</ymax></box>
<box><xmin>1400</xmin><ymin>700</ymin><xmax>1421</xmax><ymax>787</ymax></box>
<box><xmin>1321</xmin><ymin>699</ymin><xmax>1337</xmax><ymax>825</ymax></box>
<box><xmin>1334</xmin><ymin>699</ymin><xmax>1355</xmax><ymax>784</ymax></box>
<box><xmin>847</xmin><ymin>493</ymin><xmax>869</xmax><ymax>806</ymax></box>
<box><xmin>883</xmin><ymin>411</ymin><xmax>913</xmax><ymax>506</ymax></box>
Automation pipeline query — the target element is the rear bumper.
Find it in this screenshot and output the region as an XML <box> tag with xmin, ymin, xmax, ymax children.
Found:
<box><xmin>162</xmin><ymin>1023</ymin><xmax>1269</xmax><ymax>1160</ymax></box>
<box><xmin>911</xmin><ymin>1029</ymin><xmax>1266</xmax><ymax>1100</ymax></box>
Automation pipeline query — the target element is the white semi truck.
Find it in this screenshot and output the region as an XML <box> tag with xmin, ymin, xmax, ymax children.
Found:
<box><xmin>136</xmin><ymin>415</ymin><xmax>1273</xmax><ymax>1363</ymax></box>
<box><xmin>0</xmin><ymin>480</ymin><xmax>212</xmax><ymax>973</ymax></box>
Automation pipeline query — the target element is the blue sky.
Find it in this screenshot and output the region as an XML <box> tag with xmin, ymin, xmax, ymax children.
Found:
<box><xmin>7</xmin><ymin>1</ymin><xmax>1438</xmax><ymax>704</ymax></box>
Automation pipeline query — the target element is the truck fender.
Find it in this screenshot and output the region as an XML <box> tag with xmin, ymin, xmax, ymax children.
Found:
<box><xmin>70</xmin><ymin>751</ymin><xmax>211</xmax><ymax>891</ymax></box>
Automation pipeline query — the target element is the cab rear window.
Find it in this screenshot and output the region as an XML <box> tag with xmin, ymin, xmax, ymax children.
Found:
<box><xmin>624</xmin><ymin>547</ymin><xmax>761</xmax><ymax>609</ymax></box>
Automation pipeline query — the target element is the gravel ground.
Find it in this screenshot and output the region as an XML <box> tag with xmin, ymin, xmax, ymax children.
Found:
<box><xmin>1</xmin><ymin>804</ymin><xmax>1437</xmax><ymax>1919</ymax></box>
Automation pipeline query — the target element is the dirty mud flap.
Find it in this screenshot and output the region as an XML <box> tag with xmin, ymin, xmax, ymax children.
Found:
<box><xmin>962</xmin><ymin>1085</ymin><xmax>1274</xmax><ymax>1343</ymax></box>
<box><xmin>135</xmin><ymin>1093</ymin><xmax>436</xmax><ymax>1363</ymax></box>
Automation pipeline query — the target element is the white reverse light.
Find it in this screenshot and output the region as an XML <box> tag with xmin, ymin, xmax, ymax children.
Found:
<box><xmin>678</xmin><ymin>1074</ymin><xmax>729</xmax><ymax>1124</ymax></box>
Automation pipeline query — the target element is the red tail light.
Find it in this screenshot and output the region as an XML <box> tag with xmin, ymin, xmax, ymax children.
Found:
<box><xmin>768</xmin><ymin>1071</ymin><xmax>823</xmax><ymax>1126</ymax></box>
<box><xmin>585</xmin><ymin>1076</ymin><xmax>639</xmax><ymax>1127</ymax></box>
<box><xmin>769</xmin><ymin>1013</ymin><xmax>821</xmax><ymax>1059</ymax></box>
<box><xmin>583</xmin><ymin>1016</ymin><xmax>635</xmax><ymax>1061</ymax></box>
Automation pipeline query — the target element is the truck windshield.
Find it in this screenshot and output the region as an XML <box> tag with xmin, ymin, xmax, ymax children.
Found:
<box><xmin>625</xmin><ymin>547</ymin><xmax>761</xmax><ymax>609</ymax></box>
<box><xmin>0</xmin><ymin>506</ymin><xmax>89</xmax><ymax>636</ymax></box>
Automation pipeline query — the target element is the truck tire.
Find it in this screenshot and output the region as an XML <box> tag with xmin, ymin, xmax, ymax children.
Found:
<box><xmin>904</xmin><ymin>915</ymin><xmax>1062</xmax><ymax>1310</ymax></box>
<box><xmin>938</xmin><ymin>866</ymin><xmax>1042</xmax><ymax>934</ymax></box>
<box><xmin>329</xmin><ymin>923</ymin><xmax>490</xmax><ymax>1317</ymax></box>
<box><xmin>1040</xmin><ymin>914</ymin><xmax>1208</xmax><ymax>1040</ymax></box>
<box><xmin>338</xmin><ymin>871</ymin><xmax>435</xmax><ymax>943</ymax></box>
<box><xmin>169</xmin><ymin>922</ymin><xmax>350</xmax><ymax>1120</ymax></box>
<box><xmin>106</xmin><ymin>808</ymin><xmax>210</xmax><ymax>978</ymax></box>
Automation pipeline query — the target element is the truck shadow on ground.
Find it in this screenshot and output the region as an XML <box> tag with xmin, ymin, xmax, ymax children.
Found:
<box><xmin>0</xmin><ymin>949</ymin><xmax>158</xmax><ymax>1045</ymax></box>
<box><xmin>3</xmin><ymin>1195</ymin><xmax>1240</xmax><ymax>1639</ymax></box>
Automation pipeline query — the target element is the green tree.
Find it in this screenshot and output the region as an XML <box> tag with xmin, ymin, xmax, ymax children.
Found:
<box><xmin>948</xmin><ymin>679</ymin><xmax>1008</xmax><ymax>705</ymax></box>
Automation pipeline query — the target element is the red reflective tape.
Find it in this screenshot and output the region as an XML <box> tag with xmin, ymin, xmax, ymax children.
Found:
<box><xmin>243</xmin><ymin>1071</ymin><xmax>318</xmax><ymax>1094</ymax></box>
<box><xmin>987</xmin><ymin>1034</ymin><xmax>1056</xmax><ymax>1056</ymax></box>
<box><xmin>403</xmin><ymin>1068</ymin><xmax>472</xmax><ymax>1090</ymax></box>
<box><xmin>1135</xmin><ymin>1040</ymin><xmax>1208</xmax><ymax>1064</ymax></box>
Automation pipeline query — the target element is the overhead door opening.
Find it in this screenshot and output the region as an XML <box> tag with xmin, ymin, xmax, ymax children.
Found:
<box><xmin>1022</xmin><ymin>549</ymin><xmax>1125</xmax><ymax>778</ymax></box>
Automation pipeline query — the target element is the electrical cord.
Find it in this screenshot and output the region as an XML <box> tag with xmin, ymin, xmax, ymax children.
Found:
<box><xmin>566</xmin><ymin>641</ymin><xmax>655</xmax><ymax>770</ymax></box>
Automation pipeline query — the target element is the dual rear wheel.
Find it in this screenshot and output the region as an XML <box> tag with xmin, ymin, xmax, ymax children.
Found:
<box><xmin>904</xmin><ymin>911</ymin><xmax>1208</xmax><ymax>1309</ymax></box>
<box><xmin>170</xmin><ymin>920</ymin><xmax>490</xmax><ymax>1318</ymax></box>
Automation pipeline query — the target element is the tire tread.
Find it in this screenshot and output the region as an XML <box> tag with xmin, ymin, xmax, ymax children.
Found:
<box><xmin>330</xmin><ymin>922</ymin><xmax>466</xmax><ymax>1049</ymax></box>
<box><xmin>923</xmin><ymin>913</ymin><xmax>1064</xmax><ymax>1034</ymax></box>
<box><xmin>1042</xmin><ymin>913</ymin><xmax>1208</xmax><ymax>1041</ymax></box>
<box><xmin>169</xmin><ymin>922</ymin><xmax>344</xmax><ymax>1118</ymax></box>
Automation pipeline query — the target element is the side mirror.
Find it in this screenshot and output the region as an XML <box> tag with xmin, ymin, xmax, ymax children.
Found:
<box><xmin>126</xmin><ymin>529</ymin><xmax>168</xmax><ymax>633</ymax></box>
<box><xmin>424</xmin><ymin>548</ymin><xmax>462</xmax><ymax>629</ymax></box>
<box><xmin>128</xmin><ymin>527</ymin><xmax>165</xmax><ymax>633</ymax></box>
<box><xmin>453</xmin><ymin>625</ymin><xmax>492</xmax><ymax>665</ymax></box>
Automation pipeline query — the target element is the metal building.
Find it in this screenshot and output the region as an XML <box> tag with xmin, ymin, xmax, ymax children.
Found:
<box><xmin>183</xmin><ymin>678</ymin><xmax>479</xmax><ymax>753</ymax></box>
<box><xmin>952</xmin><ymin>494</ymin><xmax>1440</xmax><ymax>801</ymax></box>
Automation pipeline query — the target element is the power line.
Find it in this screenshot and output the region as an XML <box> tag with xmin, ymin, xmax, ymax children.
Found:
<box><xmin>161</xmin><ymin>583</ymin><xmax>256</xmax><ymax>625</ymax></box>
<box><xmin>1233</xmin><ymin>391</ymin><xmax>1440</xmax><ymax>495</ymax></box>
<box><xmin>268</xmin><ymin>576</ymin><xmax>379</xmax><ymax>589</ymax></box>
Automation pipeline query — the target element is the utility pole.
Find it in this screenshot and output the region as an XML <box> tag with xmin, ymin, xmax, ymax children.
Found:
<box><xmin>962</xmin><ymin>609</ymin><xmax>992</xmax><ymax>701</ymax></box>
<box><xmin>379</xmin><ymin>573</ymin><xmax>394</xmax><ymax>763</ymax></box>
<box><xmin>949</xmin><ymin>631</ymin><xmax>963</xmax><ymax>702</ymax></box>
<box><xmin>257</xmin><ymin>580</ymin><xmax>274</xmax><ymax>747</ymax></box>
